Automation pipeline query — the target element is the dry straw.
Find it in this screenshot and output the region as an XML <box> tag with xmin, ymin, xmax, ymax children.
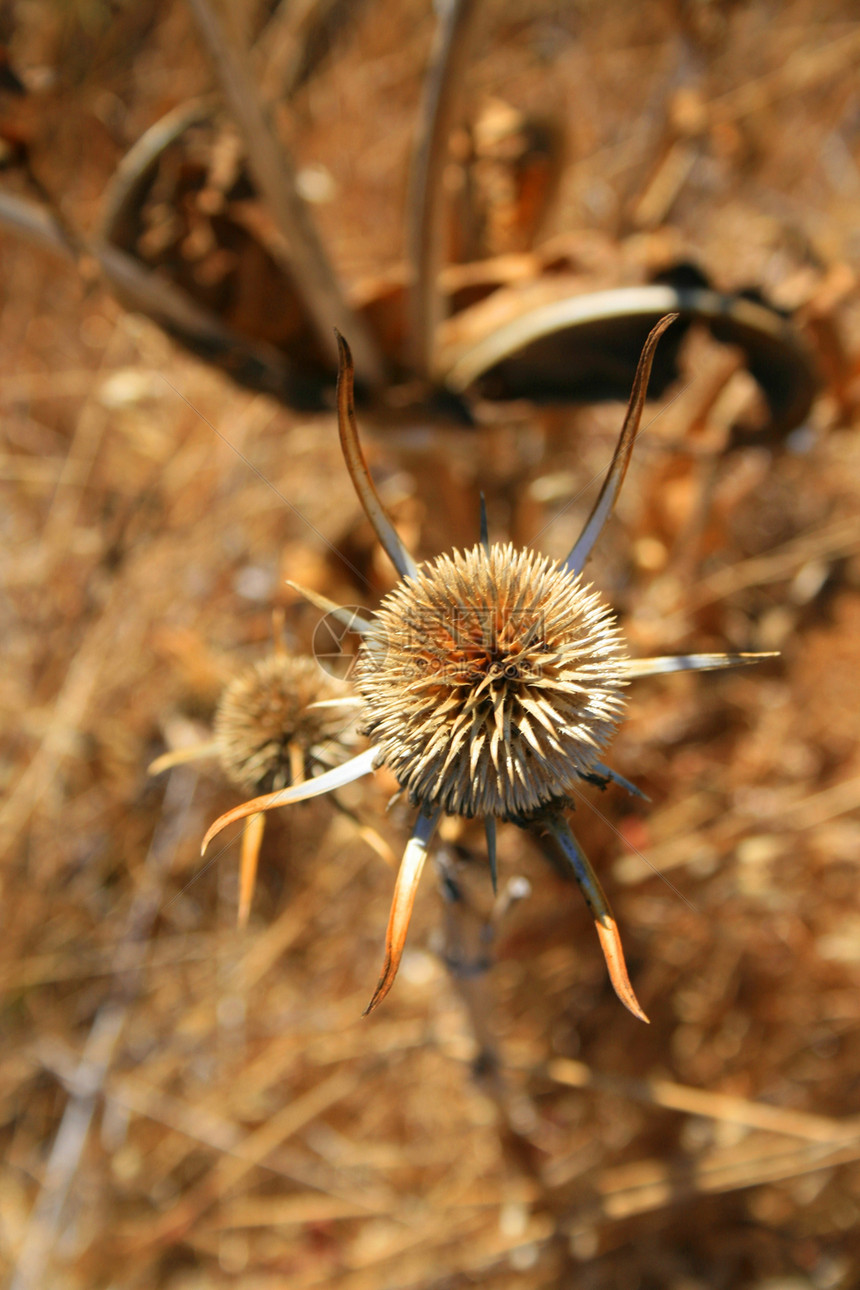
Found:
<box><xmin>203</xmin><ymin>315</ymin><xmax>772</xmax><ymax>1021</ymax></box>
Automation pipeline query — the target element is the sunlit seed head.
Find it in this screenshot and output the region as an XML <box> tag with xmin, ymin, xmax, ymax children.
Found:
<box><xmin>355</xmin><ymin>542</ymin><xmax>629</xmax><ymax>820</ymax></box>
<box><xmin>214</xmin><ymin>654</ymin><xmax>353</xmax><ymax>793</ymax></box>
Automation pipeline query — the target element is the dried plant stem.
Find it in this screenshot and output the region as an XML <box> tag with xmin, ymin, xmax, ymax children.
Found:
<box><xmin>436</xmin><ymin>849</ymin><xmax>498</xmax><ymax>1071</ymax></box>
<box><xmin>547</xmin><ymin>1057</ymin><xmax>860</xmax><ymax>1144</ymax></box>
<box><xmin>434</xmin><ymin>850</ymin><xmax>546</xmax><ymax>1162</ymax></box>
<box><xmin>408</xmin><ymin>0</ymin><xmax>480</xmax><ymax>379</ymax></box>
<box><xmin>563</xmin><ymin>1135</ymin><xmax>860</xmax><ymax>1232</ymax></box>
<box><xmin>148</xmin><ymin>740</ymin><xmax>221</xmax><ymax>776</ymax></box>
<box><xmin>434</xmin><ymin>851</ymin><xmax>576</xmax><ymax>1271</ymax></box>
<box><xmin>284</xmin><ymin>580</ymin><xmax>373</xmax><ymax>632</ymax></box>
<box><xmin>15</xmin><ymin>153</ymin><xmax>88</xmax><ymax>266</ymax></box>
<box><xmin>0</xmin><ymin>190</ymin><xmax>300</xmax><ymax>396</ymax></box>
<box><xmin>186</xmin><ymin>0</ymin><xmax>385</xmax><ymax>388</ymax></box>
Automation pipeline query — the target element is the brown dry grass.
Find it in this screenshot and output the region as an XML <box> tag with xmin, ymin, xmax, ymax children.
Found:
<box><xmin>3</xmin><ymin>2</ymin><xmax>860</xmax><ymax>1287</ymax></box>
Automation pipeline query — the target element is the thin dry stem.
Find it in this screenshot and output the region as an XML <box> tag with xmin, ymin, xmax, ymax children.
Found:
<box><xmin>10</xmin><ymin>768</ymin><xmax>197</xmax><ymax>1290</ymax></box>
<box><xmin>148</xmin><ymin>740</ymin><xmax>221</xmax><ymax>776</ymax></box>
<box><xmin>407</xmin><ymin>0</ymin><xmax>481</xmax><ymax>379</ymax></box>
<box><xmin>186</xmin><ymin>0</ymin><xmax>385</xmax><ymax>387</ymax></box>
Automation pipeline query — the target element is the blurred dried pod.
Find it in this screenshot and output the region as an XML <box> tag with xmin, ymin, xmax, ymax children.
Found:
<box><xmin>214</xmin><ymin>653</ymin><xmax>356</xmax><ymax>794</ymax></box>
<box><xmin>152</xmin><ymin>650</ymin><xmax>360</xmax><ymax>927</ymax></box>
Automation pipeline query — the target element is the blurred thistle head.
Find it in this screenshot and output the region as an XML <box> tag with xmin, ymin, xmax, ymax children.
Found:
<box><xmin>203</xmin><ymin>315</ymin><xmax>774</xmax><ymax>1019</ymax></box>
<box><xmin>152</xmin><ymin>648</ymin><xmax>357</xmax><ymax>928</ymax></box>
<box><xmin>215</xmin><ymin>653</ymin><xmax>355</xmax><ymax>794</ymax></box>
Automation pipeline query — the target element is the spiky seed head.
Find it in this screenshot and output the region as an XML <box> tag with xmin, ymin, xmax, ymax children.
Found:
<box><xmin>354</xmin><ymin>542</ymin><xmax>629</xmax><ymax>820</ymax></box>
<box><xmin>214</xmin><ymin>654</ymin><xmax>353</xmax><ymax>793</ymax></box>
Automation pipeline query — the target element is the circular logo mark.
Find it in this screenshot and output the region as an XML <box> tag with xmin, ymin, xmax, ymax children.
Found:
<box><xmin>312</xmin><ymin>607</ymin><xmax>368</xmax><ymax>680</ymax></box>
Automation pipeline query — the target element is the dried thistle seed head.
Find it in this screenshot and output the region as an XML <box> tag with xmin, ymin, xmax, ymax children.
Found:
<box><xmin>203</xmin><ymin>318</ymin><xmax>764</xmax><ymax>1021</ymax></box>
<box><xmin>214</xmin><ymin>654</ymin><xmax>353</xmax><ymax>794</ymax></box>
<box><xmin>355</xmin><ymin>542</ymin><xmax>628</xmax><ymax>819</ymax></box>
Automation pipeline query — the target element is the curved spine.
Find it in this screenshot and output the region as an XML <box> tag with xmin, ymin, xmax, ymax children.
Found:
<box><xmin>364</xmin><ymin>810</ymin><xmax>441</xmax><ymax>1015</ymax></box>
<box><xmin>336</xmin><ymin>333</ymin><xmax>419</xmax><ymax>580</ymax></box>
<box><xmin>542</xmin><ymin>815</ymin><xmax>649</xmax><ymax>1023</ymax></box>
<box><xmin>564</xmin><ymin>314</ymin><xmax>677</xmax><ymax>576</ymax></box>
<box><xmin>201</xmin><ymin>746</ymin><xmax>379</xmax><ymax>853</ymax></box>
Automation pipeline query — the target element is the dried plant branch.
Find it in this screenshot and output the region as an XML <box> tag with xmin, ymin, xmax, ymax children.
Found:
<box><xmin>566</xmin><ymin>1136</ymin><xmax>860</xmax><ymax>1229</ymax></box>
<box><xmin>185</xmin><ymin>0</ymin><xmax>385</xmax><ymax>388</ymax></box>
<box><xmin>547</xmin><ymin>1057</ymin><xmax>860</xmax><ymax>1144</ymax></box>
<box><xmin>407</xmin><ymin>0</ymin><xmax>480</xmax><ymax>379</ymax></box>
<box><xmin>148</xmin><ymin>740</ymin><xmax>221</xmax><ymax>776</ymax></box>
<box><xmin>0</xmin><ymin>190</ymin><xmax>306</xmax><ymax>398</ymax></box>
